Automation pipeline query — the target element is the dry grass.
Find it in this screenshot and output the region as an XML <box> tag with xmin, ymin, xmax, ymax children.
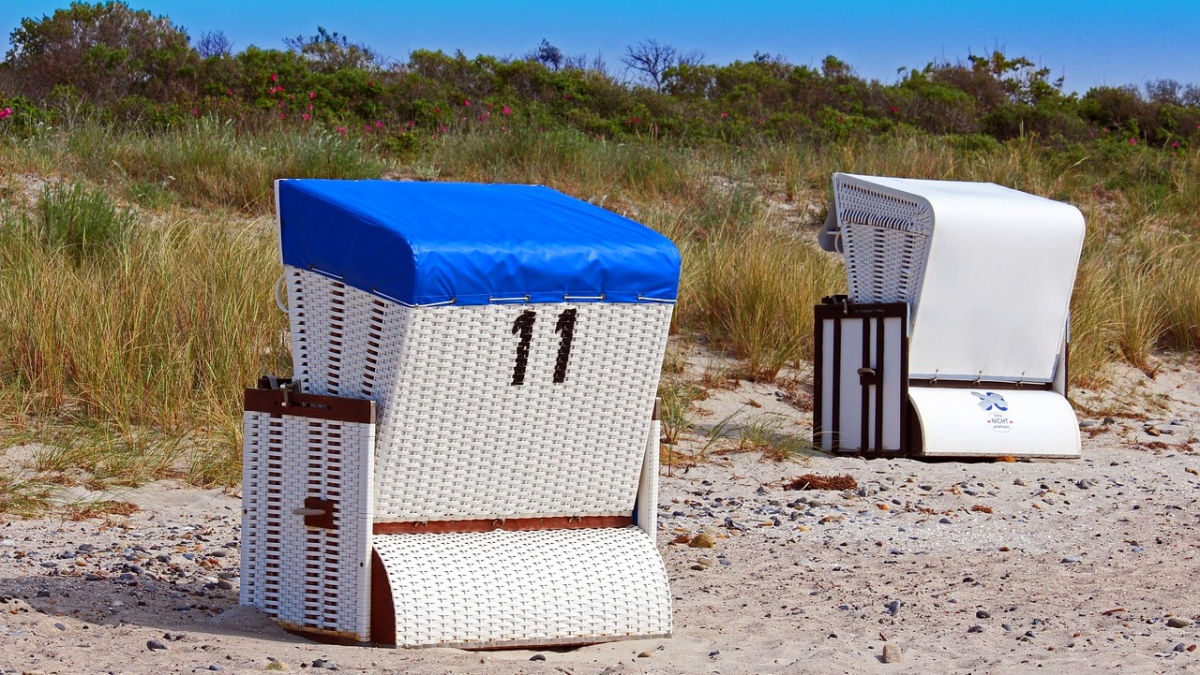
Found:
<box><xmin>786</xmin><ymin>473</ymin><xmax>858</xmax><ymax>491</ymax></box>
<box><xmin>1</xmin><ymin>119</ymin><xmax>1200</xmax><ymax>493</ymax></box>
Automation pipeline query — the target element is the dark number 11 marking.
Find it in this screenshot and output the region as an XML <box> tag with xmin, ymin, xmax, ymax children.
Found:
<box><xmin>510</xmin><ymin>309</ymin><xmax>578</xmax><ymax>385</ymax></box>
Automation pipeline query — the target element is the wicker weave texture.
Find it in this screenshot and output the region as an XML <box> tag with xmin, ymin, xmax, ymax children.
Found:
<box><xmin>373</xmin><ymin>527</ymin><xmax>671</xmax><ymax>647</ymax></box>
<box><xmin>835</xmin><ymin>177</ymin><xmax>933</xmax><ymax>305</ymax></box>
<box><xmin>240</xmin><ymin>410</ymin><xmax>374</xmax><ymax>642</ymax></box>
<box><xmin>286</xmin><ymin>268</ymin><xmax>673</xmax><ymax>522</ymax></box>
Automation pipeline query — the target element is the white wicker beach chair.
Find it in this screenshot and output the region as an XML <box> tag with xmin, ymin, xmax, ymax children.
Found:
<box><xmin>241</xmin><ymin>180</ymin><xmax>677</xmax><ymax>647</ymax></box>
<box><xmin>815</xmin><ymin>173</ymin><xmax>1085</xmax><ymax>458</ymax></box>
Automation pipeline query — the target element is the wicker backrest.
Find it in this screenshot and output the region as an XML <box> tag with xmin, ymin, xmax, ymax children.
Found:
<box><xmin>286</xmin><ymin>268</ymin><xmax>672</xmax><ymax>523</ymax></box>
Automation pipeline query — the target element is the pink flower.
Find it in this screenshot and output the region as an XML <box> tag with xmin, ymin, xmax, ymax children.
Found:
<box><xmin>192</xmin><ymin>108</ymin><xmax>199</xmax><ymax>117</ymax></box>
<box><xmin>270</xmin><ymin>73</ymin><xmax>278</xmax><ymax>82</ymax></box>
<box><xmin>433</xmin><ymin>107</ymin><xmax>440</xmax><ymax>113</ymax></box>
<box><xmin>365</xmin><ymin>123</ymin><xmax>372</xmax><ymax>131</ymax></box>
<box><xmin>337</xmin><ymin>126</ymin><xmax>346</xmax><ymax>136</ymax></box>
<box><xmin>307</xmin><ymin>103</ymin><xmax>313</xmax><ymax>111</ymax></box>
<box><xmin>226</xmin><ymin>88</ymin><xmax>233</xmax><ymax>96</ymax></box>
<box><xmin>375</xmin><ymin>120</ymin><xmax>383</xmax><ymax>129</ymax></box>
<box><xmin>302</xmin><ymin>113</ymin><xmax>311</xmax><ymax>121</ymax></box>
<box><xmin>0</xmin><ymin>107</ymin><xmax>13</xmax><ymax>120</ymax></box>
<box><xmin>406</xmin><ymin>120</ymin><xmax>415</xmax><ymax>129</ymax></box>
<box><xmin>278</xmin><ymin>112</ymin><xmax>286</xmax><ymax>120</ymax></box>
<box><xmin>486</xmin><ymin>102</ymin><xmax>493</xmax><ymax>110</ymax></box>
<box><xmin>438</xmin><ymin>124</ymin><xmax>447</xmax><ymax>133</ymax></box>
<box><xmin>308</xmin><ymin>91</ymin><xmax>316</xmax><ymax>100</ymax></box>
<box><xmin>720</xmin><ymin>112</ymin><xmax>729</xmax><ymax>119</ymax></box>
<box><xmin>1129</xmin><ymin>138</ymin><xmax>1137</xmax><ymax>146</ymax></box>
<box><xmin>630</xmin><ymin>116</ymin><xmax>640</xmax><ymax>125</ymax></box>
<box><xmin>463</xmin><ymin>98</ymin><xmax>470</xmax><ymax>106</ymax></box>
<box><xmin>891</xmin><ymin>105</ymin><xmax>898</xmax><ymax>113</ymax></box>
<box><xmin>1172</xmin><ymin>141</ymin><xmax>1180</xmax><ymax>148</ymax></box>
<box><xmin>502</xmin><ymin>106</ymin><xmax>511</xmax><ymax>116</ymax></box>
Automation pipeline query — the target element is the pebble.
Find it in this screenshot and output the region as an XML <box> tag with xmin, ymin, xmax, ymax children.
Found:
<box><xmin>146</xmin><ymin>639</ymin><xmax>168</xmax><ymax>651</ymax></box>
<box><xmin>881</xmin><ymin>643</ymin><xmax>902</xmax><ymax>663</ymax></box>
<box><xmin>1061</xmin><ymin>557</ymin><xmax>1080</xmax><ymax>564</ymax></box>
<box><xmin>529</xmin><ymin>653</ymin><xmax>546</xmax><ymax>661</ymax></box>
<box><xmin>1167</xmin><ymin>617</ymin><xmax>1193</xmax><ymax>628</ymax></box>
<box><xmin>885</xmin><ymin>600</ymin><xmax>902</xmax><ymax>616</ymax></box>
<box><xmin>688</xmin><ymin>533</ymin><xmax>715</xmax><ymax>549</ymax></box>
<box><xmin>208</xmin><ymin>667</ymin><xmax>224</xmax><ymax>672</ymax></box>
<box><xmin>967</xmin><ymin>625</ymin><xmax>983</xmax><ymax>633</ymax></box>
<box><xmin>265</xmin><ymin>661</ymin><xmax>288</xmax><ymax>671</ymax></box>
<box><xmin>310</xmin><ymin>658</ymin><xmax>338</xmax><ymax>670</ymax></box>
<box><xmin>976</xmin><ymin>610</ymin><xmax>990</xmax><ymax>619</ymax></box>
<box><xmin>54</xmin><ymin>622</ymin><xmax>66</xmax><ymax>631</ymax></box>
<box><xmin>637</xmin><ymin>651</ymin><xmax>652</xmax><ymax>658</ymax></box>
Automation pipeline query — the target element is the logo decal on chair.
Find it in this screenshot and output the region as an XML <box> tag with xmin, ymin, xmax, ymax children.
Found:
<box><xmin>972</xmin><ymin>391</ymin><xmax>1008</xmax><ymax>411</ymax></box>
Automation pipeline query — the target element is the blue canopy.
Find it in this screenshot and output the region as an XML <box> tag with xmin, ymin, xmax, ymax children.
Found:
<box><xmin>277</xmin><ymin>180</ymin><xmax>681</xmax><ymax>306</ymax></box>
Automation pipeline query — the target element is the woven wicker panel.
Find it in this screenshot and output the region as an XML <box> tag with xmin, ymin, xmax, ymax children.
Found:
<box><xmin>835</xmin><ymin>178</ymin><xmax>933</xmax><ymax>305</ymax></box>
<box><xmin>286</xmin><ymin>268</ymin><xmax>673</xmax><ymax>522</ymax></box>
<box><xmin>373</xmin><ymin>527</ymin><xmax>672</xmax><ymax>647</ymax></box>
<box><xmin>240</xmin><ymin>409</ymin><xmax>374</xmax><ymax>642</ymax></box>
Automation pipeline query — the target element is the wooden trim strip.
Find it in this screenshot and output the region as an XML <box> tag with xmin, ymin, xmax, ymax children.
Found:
<box><xmin>244</xmin><ymin>387</ymin><xmax>375</xmax><ymax>424</ymax></box>
<box><xmin>372</xmin><ymin>515</ymin><xmax>633</xmax><ymax>535</ymax></box>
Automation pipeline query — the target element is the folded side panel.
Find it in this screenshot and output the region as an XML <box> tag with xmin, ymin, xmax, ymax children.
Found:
<box><xmin>813</xmin><ymin>301</ymin><xmax>908</xmax><ymax>455</ymax></box>
<box><xmin>240</xmin><ymin>391</ymin><xmax>376</xmax><ymax>642</ymax></box>
<box><xmin>909</xmin><ymin>387</ymin><xmax>1080</xmax><ymax>458</ymax></box>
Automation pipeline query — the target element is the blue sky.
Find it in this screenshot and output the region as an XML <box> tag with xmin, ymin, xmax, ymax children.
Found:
<box><xmin>2</xmin><ymin>1</ymin><xmax>1197</xmax><ymax>94</ymax></box>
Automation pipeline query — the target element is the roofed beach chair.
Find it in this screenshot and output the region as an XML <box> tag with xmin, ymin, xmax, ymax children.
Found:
<box><xmin>241</xmin><ymin>180</ymin><xmax>678</xmax><ymax>647</ymax></box>
<box><xmin>814</xmin><ymin>173</ymin><xmax>1085</xmax><ymax>458</ymax></box>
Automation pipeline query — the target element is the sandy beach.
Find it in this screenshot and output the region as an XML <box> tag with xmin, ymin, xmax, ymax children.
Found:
<box><xmin>2</xmin><ymin>355</ymin><xmax>1199</xmax><ymax>674</ymax></box>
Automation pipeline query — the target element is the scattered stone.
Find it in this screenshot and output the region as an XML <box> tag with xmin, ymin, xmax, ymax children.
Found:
<box><xmin>1080</xmin><ymin>419</ymin><xmax>1098</xmax><ymax>428</ymax></box>
<box><xmin>208</xmin><ymin>667</ymin><xmax>224</xmax><ymax>672</ymax></box>
<box><xmin>311</xmin><ymin>658</ymin><xmax>338</xmax><ymax>669</ymax></box>
<box><xmin>708</xmin><ymin>650</ymin><xmax>720</xmax><ymax>657</ymax></box>
<box><xmin>1167</xmin><ymin>617</ymin><xmax>1193</xmax><ymax>628</ymax></box>
<box><xmin>688</xmin><ymin>533</ymin><xmax>715</xmax><ymax>549</ymax></box>
<box><xmin>529</xmin><ymin>653</ymin><xmax>546</xmax><ymax>661</ymax></box>
<box><xmin>976</xmin><ymin>610</ymin><xmax>991</xmax><ymax>619</ymax></box>
<box><xmin>1061</xmin><ymin>557</ymin><xmax>1080</xmax><ymax>564</ymax></box>
<box><xmin>1175</xmin><ymin>644</ymin><xmax>1187</xmax><ymax>652</ymax></box>
<box><xmin>217</xmin><ymin>580</ymin><xmax>235</xmax><ymax>591</ymax></box>
<box><xmin>54</xmin><ymin>622</ymin><xmax>66</xmax><ymax>631</ymax></box>
<box><xmin>637</xmin><ymin>650</ymin><xmax>652</xmax><ymax>658</ymax></box>
<box><xmin>146</xmin><ymin>639</ymin><xmax>168</xmax><ymax>651</ymax></box>
<box><xmin>265</xmin><ymin>661</ymin><xmax>288</xmax><ymax>671</ymax></box>
<box><xmin>968</xmin><ymin>625</ymin><xmax>983</xmax><ymax>633</ymax></box>
<box><xmin>884</xmin><ymin>600</ymin><xmax>902</xmax><ymax>616</ymax></box>
<box><xmin>881</xmin><ymin>643</ymin><xmax>902</xmax><ymax>663</ymax></box>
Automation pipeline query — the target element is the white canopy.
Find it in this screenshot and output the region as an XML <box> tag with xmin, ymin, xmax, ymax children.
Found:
<box><xmin>833</xmin><ymin>173</ymin><xmax>1085</xmax><ymax>382</ymax></box>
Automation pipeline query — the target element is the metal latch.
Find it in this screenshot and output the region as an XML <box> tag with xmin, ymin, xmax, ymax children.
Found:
<box><xmin>293</xmin><ymin>497</ymin><xmax>336</xmax><ymax>529</ymax></box>
<box><xmin>857</xmin><ymin>367</ymin><xmax>879</xmax><ymax>386</ymax></box>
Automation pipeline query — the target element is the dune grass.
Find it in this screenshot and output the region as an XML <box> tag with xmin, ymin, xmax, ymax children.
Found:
<box><xmin>1</xmin><ymin>118</ymin><xmax>1199</xmax><ymax>500</ymax></box>
<box><xmin>0</xmin><ymin>182</ymin><xmax>288</xmax><ymax>487</ymax></box>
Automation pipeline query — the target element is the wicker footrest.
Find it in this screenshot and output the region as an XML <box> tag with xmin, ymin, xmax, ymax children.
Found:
<box><xmin>371</xmin><ymin>527</ymin><xmax>672</xmax><ymax>648</ymax></box>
